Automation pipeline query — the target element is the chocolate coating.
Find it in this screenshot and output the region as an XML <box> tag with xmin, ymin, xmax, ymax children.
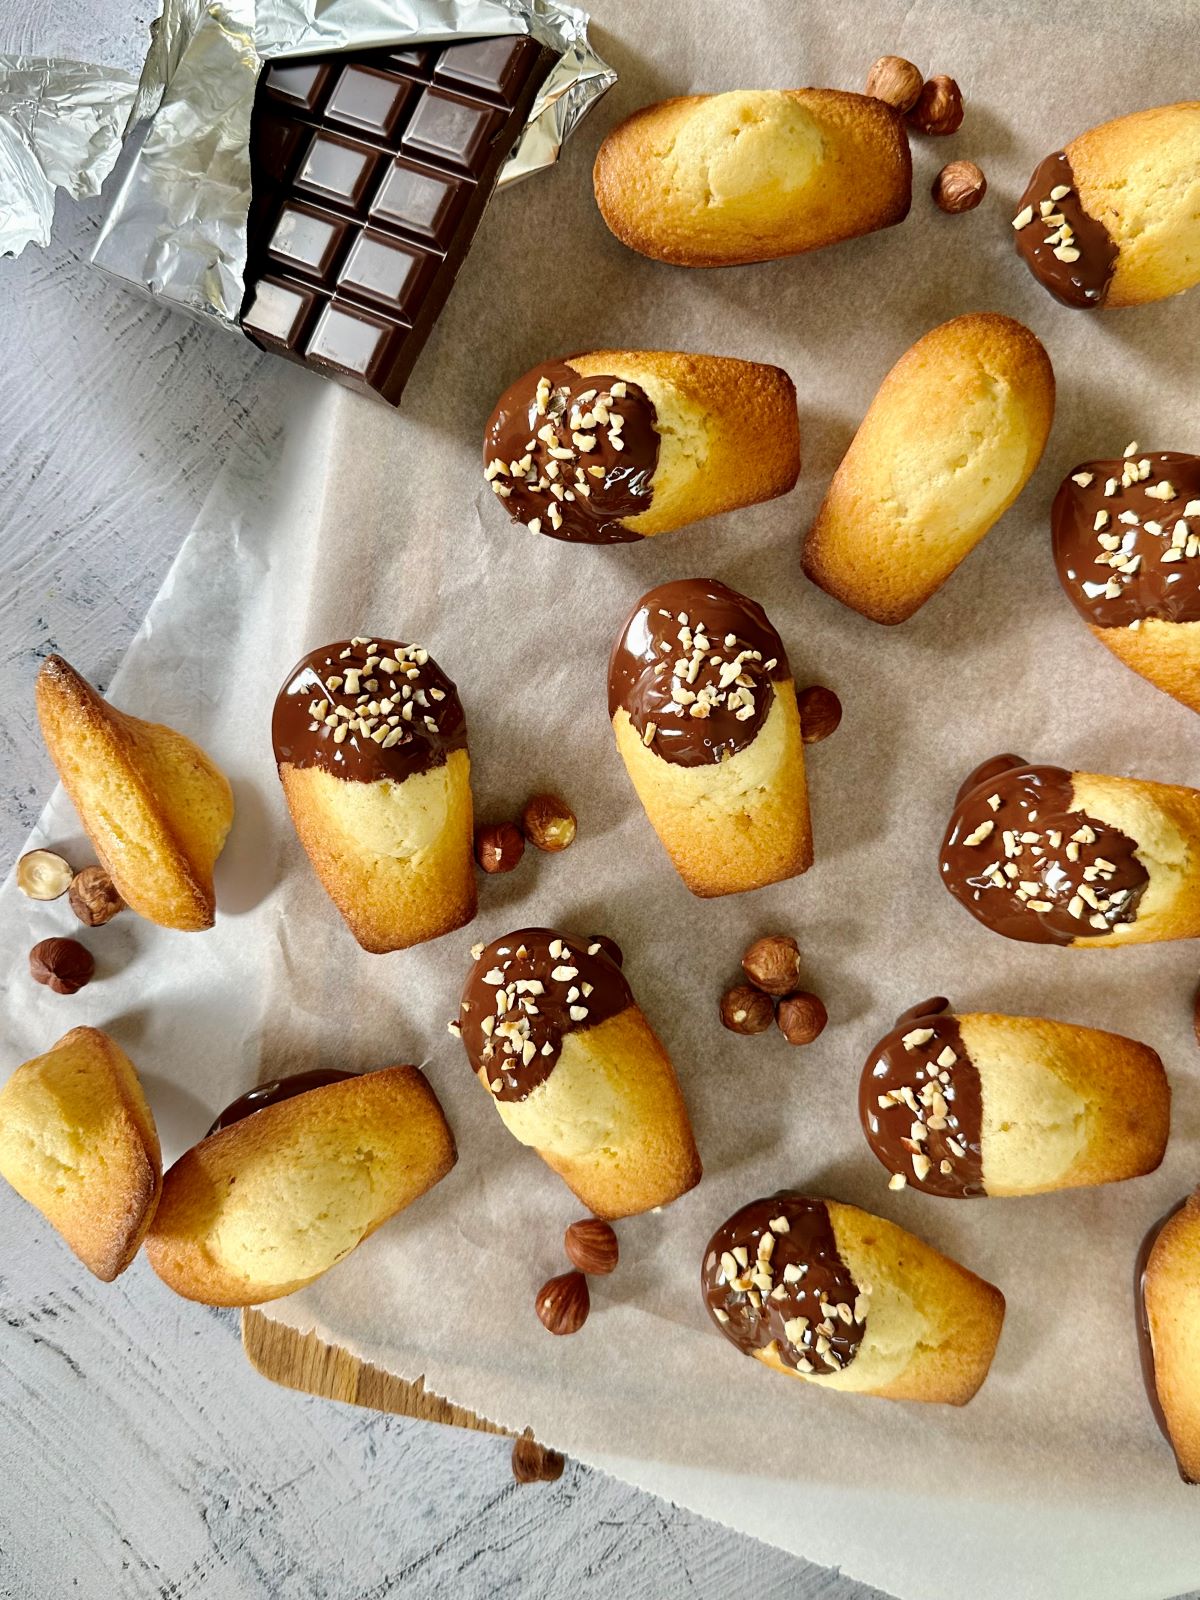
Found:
<box><xmin>1136</xmin><ymin>1198</ymin><xmax>1194</xmax><ymax>1483</ymax></box>
<box><xmin>483</xmin><ymin>363</ymin><xmax>659</xmax><ymax>544</ymax></box>
<box><xmin>458</xmin><ymin>928</ymin><xmax>632</xmax><ymax>1102</ymax></box>
<box><xmin>1013</xmin><ymin>151</ymin><xmax>1117</xmax><ymax>309</ymax></box>
<box><xmin>273</xmin><ymin>637</ymin><xmax>467</xmax><ymax>784</ymax></box>
<box><xmin>940</xmin><ymin>759</ymin><xmax>1148</xmax><ymax>944</ymax></box>
<box><xmin>608</xmin><ymin>578</ymin><xmax>789</xmax><ymax>768</ymax></box>
<box><xmin>241</xmin><ymin>37</ymin><xmax>557</xmax><ymax>405</ymax></box>
<box><xmin>206</xmin><ymin>1069</ymin><xmax>356</xmax><ymax>1135</ymax></box>
<box><xmin>859</xmin><ymin>1003</ymin><xmax>984</xmax><ymax>1198</ymax></box>
<box><xmin>1053</xmin><ymin>451</ymin><xmax>1200</xmax><ymax>628</ymax></box>
<box><xmin>701</xmin><ymin>1194</ymin><xmax>867</xmax><ymax>1376</ymax></box>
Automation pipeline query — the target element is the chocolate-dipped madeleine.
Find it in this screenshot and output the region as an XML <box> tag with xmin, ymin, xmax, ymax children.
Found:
<box><xmin>1013</xmin><ymin>104</ymin><xmax>1200</xmax><ymax>309</ymax></box>
<box><xmin>483</xmin><ymin>352</ymin><xmax>800</xmax><ymax>543</ymax></box>
<box><xmin>273</xmin><ymin>637</ymin><xmax>475</xmax><ymax>952</ymax></box>
<box><xmin>940</xmin><ymin>754</ymin><xmax>1200</xmax><ymax>947</ymax></box>
<box><xmin>455</xmin><ymin>928</ymin><xmax>700</xmax><ymax>1219</ymax></box>
<box><xmin>1052</xmin><ymin>448</ymin><xmax>1200</xmax><ymax>713</ymax></box>
<box><xmin>608</xmin><ymin>578</ymin><xmax>812</xmax><ymax>897</ymax></box>
<box><xmin>701</xmin><ymin>1193</ymin><xmax>1004</xmax><ymax>1405</ymax></box>
<box><xmin>1137</xmin><ymin>1190</ymin><xmax>1200</xmax><ymax>1483</ymax></box>
<box><xmin>860</xmin><ymin>999</ymin><xmax>1168</xmax><ymax>1197</ymax></box>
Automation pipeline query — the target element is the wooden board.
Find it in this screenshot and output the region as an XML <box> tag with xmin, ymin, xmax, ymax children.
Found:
<box><xmin>241</xmin><ymin>1308</ymin><xmax>508</xmax><ymax>1434</ymax></box>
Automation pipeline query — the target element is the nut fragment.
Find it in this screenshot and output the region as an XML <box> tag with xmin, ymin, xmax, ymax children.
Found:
<box><xmin>777</xmin><ymin>992</ymin><xmax>828</xmax><ymax>1046</ymax></box>
<box><xmin>907</xmin><ymin>74</ymin><xmax>964</xmax><ymax>136</ymax></box>
<box><xmin>29</xmin><ymin>937</ymin><xmax>95</xmax><ymax>995</ymax></box>
<box><xmin>16</xmin><ymin>849</ymin><xmax>73</xmax><ymax>901</ymax></box>
<box><xmin>797</xmin><ymin>686</ymin><xmax>842</xmax><ymax>744</ymax></box>
<box><xmin>511</xmin><ymin>1431</ymin><xmax>565</xmax><ymax>1484</ymax></box>
<box><xmin>521</xmin><ymin>793</ymin><xmax>577</xmax><ymax>853</ymax></box>
<box><xmin>535</xmin><ymin>1270</ymin><xmax>590</xmax><ymax>1335</ymax></box>
<box><xmin>474</xmin><ymin>821</ymin><xmax>525</xmax><ymax>874</ymax></box>
<box><xmin>68</xmin><ymin>866</ymin><xmax>124</xmax><ymax>927</ymax></box>
<box><xmin>720</xmin><ymin>984</ymin><xmax>775</xmax><ymax>1036</ymax></box>
<box><xmin>742</xmin><ymin>934</ymin><xmax>803</xmax><ymax>996</ymax></box>
<box><xmin>932</xmin><ymin>159</ymin><xmax>986</xmax><ymax>214</ymax></box>
<box><xmin>564</xmin><ymin>1217</ymin><xmax>619</xmax><ymax>1275</ymax></box>
<box><xmin>586</xmin><ymin>933</ymin><xmax>623</xmax><ymax>968</ymax></box>
<box><xmin>864</xmin><ymin>54</ymin><xmax>923</xmax><ymax>113</ymax></box>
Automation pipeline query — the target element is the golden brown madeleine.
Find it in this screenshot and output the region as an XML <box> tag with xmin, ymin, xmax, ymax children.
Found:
<box><xmin>145</xmin><ymin>1066</ymin><xmax>455</xmax><ymax>1306</ymax></box>
<box><xmin>0</xmin><ymin>1028</ymin><xmax>161</xmax><ymax>1281</ymax></box>
<box><xmin>940</xmin><ymin>754</ymin><xmax>1200</xmax><ymax>947</ymax></box>
<box><xmin>859</xmin><ymin>998</ymin><xmax>1169</xmax><ymax>1198</ymax></box>
<box><xmin>1138</xmin><ymin>1191</ymin><xmax>1200</xmax><ymax>1482</ymax></box>
<box><xmin>35</xmin><ymin>655</ymin><xmax>233</xmax><ymax>932</ymax></box>
<box><xmin>593</xmin><ymin>89</ymin><xmax>911</xmax><ymax>267</ymax></box>
<box><xmin>803</xmin><ymin>314</ymin><xmax>1054</xmax><ymax>624</ymax></box>
<box><xmin>273</xmin><ymin>637</ymin><xmax>476</xmax><ymax>953</ymax></box>
<box><xmin>454</xmin><ymin>929</ymin><xmax>700</xmax><ymax>1219</ymax></box>
<box><xmin>1052</xmin><ymin>449</ymin><xmax>1200</xmax><ymax>713</ymax></box>
<box><xmin>701</xmin><ymin>1193</ymin><xmax>1004</xmax><ymax>1405</ymax></box>
<box><xmin>482</xmin><ymin>351</ymin><xmax>799</xmax><ymax>544</ymax></box>
<box><xmin>608</xmin><ymin>578</ymin><xmax>811</xmax><ymax>897</ymax></box>
<box><xmin>1013</xmin><ymin>103</ymin><xmax>1200</xmax><ymax>309</ymax></box>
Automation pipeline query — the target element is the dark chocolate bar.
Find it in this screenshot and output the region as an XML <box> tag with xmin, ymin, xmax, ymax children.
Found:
<box><xmin>241</xmin><ymin>35</ymin><xmax>556</xmax><ymax>405</ymax></box>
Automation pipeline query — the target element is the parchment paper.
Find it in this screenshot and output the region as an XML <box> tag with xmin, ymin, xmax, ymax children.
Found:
<box><xmin>4</xmin><ymin>3</ymin><xmax>1200</xmax><ymax>1596</ymax></box>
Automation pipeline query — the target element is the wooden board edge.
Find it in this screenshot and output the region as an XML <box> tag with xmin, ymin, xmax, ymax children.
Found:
<box><xmin>241</xmin><ymin>1308</ymin><xmax>512</xmax><ymax>1436</ymax></box>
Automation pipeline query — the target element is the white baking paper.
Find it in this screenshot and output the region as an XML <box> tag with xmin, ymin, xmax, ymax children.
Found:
<box><xmin>3</xmin><ymin>3</ymin><xmax>1200</xmax><ymax>1597</ymax></box>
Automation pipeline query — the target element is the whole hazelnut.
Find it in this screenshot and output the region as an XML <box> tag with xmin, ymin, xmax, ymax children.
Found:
<box><xmin>586</xmin><ymin>934</ymin><xmax>623</xmax><ymax>968</ymax></box>
<box><xmin>521</xmin><ymin>793</ymin><xmax>577</xmax><ymax>853</ymax></box>
<box><xmin>932</xmin><ymin>159</ymin><xmax>986</xmax><ymax>214</ymax></box>
<box><xmin>535</xmin><ymin>1270</ymin><xmax>590</xmax><ymax>1335</ymax></box>
<box><xmin>474</xmin><ymin>821</ymin><xmax>524</xmax><ymax>874</ymax></box>
<box><xmin>720</xmin><ymin>985</ymin><xmax>775</xmax><ymax>1036</ymax></box>
<box><xmin>777</xmin><ymin>992</ymin><xmax>828</xmax><ymax>1046</ymax></box>
<box><xmin>864</xmin><ymin>55</ymin><xmax>923</xmax><ymax>114</ymax></box>
<box><xmin>797</xmin><ymin>686</ymin><xmax>843</xmax><ymax>744</ymax></box>
<box><xmin>565</xmin><ymin>1217</ymin><xmax>619</xmax><ymax>1275</ymax></box>
<box><xmin>511</xmin><ymin>1431</ymin><xmax>565</xmax><ymax>1484</ymax></box>
<box><xmin>741</xmin><ymin>934</ymin><xmax>803</xmax><ymax>997</ymax></box>
<box><xmin>68</xmin><ymin>866</ymin><xmax>124</xmax><ymax>927</ymax></box>
<box><xmin>907</xmin><ymin>75</ymin><xmax>964</xmax><ymax>136</ymax></box>
<box><xmin>16</xmin><ymin>849</ymin><xmax>73</xmax><ymax>901</ymax></box>
<box><xmin>29</xmin><ymin>937</ymin><xmax>95</xmax><ymax>995</ymax></box>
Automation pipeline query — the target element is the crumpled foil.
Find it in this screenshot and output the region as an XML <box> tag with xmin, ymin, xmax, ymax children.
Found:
<box><xmin>0</xmin><ymin>58</ymin><xmax>138</xmax><ymax>255</ymax></box>
<box><xmin>1</xmin><ymin>0</ymin><xmax>614</xmax><ymax>327</ymax></box>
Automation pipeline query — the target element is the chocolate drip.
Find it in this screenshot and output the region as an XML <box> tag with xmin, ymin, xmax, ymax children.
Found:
<box><xmin>860</xmin><ymin>1007</ymin><xmax>984</xmax><ymax>1198</ymax></box>
<box><xmin>273</xmin><ymin>637</ymin><xmax>467</xmax><ymax>784</ymax></box>
<box><xmin>457</xmin><ymin>928</ymin><xmax>632</xmax><ymax>1102</ymax></box>
<box><xmin>701</xmin><ymin>1194</ymin><xmax>867</xmax><ymax>1376</ymax></box>
<box><xmin>1136</xmin><ymin>1198</ymin><xmax>1195</xmax><ymax>1484</ymax></box>
<box><xmin>206</xmin><ymin>1068</ymin><xmax>356</xmax><ymax>1135</ymax></box>
<box><xmin>940</xmin><ymin>759</ymin><xmax>1148</xmax><ymax>944</ymax></box>
<box><xmin>1053</xmin><ymin>451</ymin><xmax>1200</xmax><ymax>628</ymax></box>
<box><xmin>608</xmin><ymin>578</ymin><xmax>789</xmax><ymax>768</ymax></box>
<box><xmin>483</xmin><ymin>362</ymin><xmax>659</xmax><ymax>544</ymax></box>
<box><xmin>1013</xmin><ymin>151</ymin><xmax>1117</xmax><ymax>309</ymax></box>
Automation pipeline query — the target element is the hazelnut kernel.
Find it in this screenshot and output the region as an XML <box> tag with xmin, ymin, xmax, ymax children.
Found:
<box><xmin>68</xmin><ymin>866</ymin><xmax>125</xmax><ymax>927</ymax></box>
<box><xmin>797</xmin><ymin>685</ymin><xmax>842</xmax><ymax>744</ymax></box>
<box><xmin>564</xmin><ymin>1217</ymin><xmax>619</xmax><ymax>1275</ymax></box>
<box><xmin>474</xmin><ymin>822</ymin><xmax>525</xmax><ymax>874</ymax></box>
<box><xmin>720</xmin><ymin>984</ymin><xmax>775</xmax><ymax>1036</ymax></box>
<box><xmin>535</xmin><ymin>1270</ymin><xmax>590</xmax><ymax>1335</ymax></box>
<box><xmin>907</xmin><ymin>74</ymin><xmax>964</xmax><ymax>136</ymax></box>
<box><xmin>742</xmin><ymin>934</ymin><xmax>803</xmax><ymax>997</ymax></box>
<box><xmin>29</xmin><ymin>937</ymin><xmax>95</xmax><ymax>995</ymax></box>
<box><xmin>864</xmin><ymin>55</ymin><xmax>924</xmax><ymax>114</ymax></box>
<box><xmin>521</xmin><ymin>793</ymin><xmax>577</xmax><ymax>853</ymax></box>
<box><xmin>511</xmin><ymin>1432</ymin><xmax>565</xmax><ymax>1484</ymax></box>
<box><xmin>932</xmin><ymin>159</ymin><xmax>986</xmax><ymax>214</ymax></box>
<box><xmin>777</xmin><ymin>992</ymin><xmax>828</xmax><ymax>1046</ymax></box>
<box><xmin>16</xmin><ymin>849</ymin><xmax>73</xmax><ymax>901</ymax></box>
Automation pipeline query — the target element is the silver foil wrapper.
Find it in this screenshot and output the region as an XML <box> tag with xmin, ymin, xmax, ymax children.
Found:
<box><xmin>2</xmin><ymin>0</ymin><xmax>614</xmax><ymax>327</ymax></box>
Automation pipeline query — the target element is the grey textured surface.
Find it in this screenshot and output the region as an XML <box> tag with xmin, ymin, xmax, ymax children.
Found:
<box><xmin>0</xmin><ymin>3</ymin><xmax>886</xmax><ymax>1596</ymax></box>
